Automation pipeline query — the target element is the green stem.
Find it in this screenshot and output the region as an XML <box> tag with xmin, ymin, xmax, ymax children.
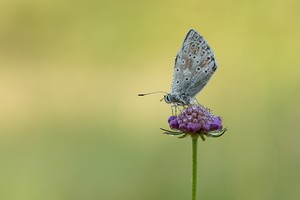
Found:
<box><xmin>191</xmin><ymin>134</ymin><xmax>199</xmax><ymax>200</ymax></box>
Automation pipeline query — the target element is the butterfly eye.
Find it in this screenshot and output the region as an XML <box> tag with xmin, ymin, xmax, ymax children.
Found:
<box><xmin>189</xmin><ymin>54</ymin><xmax>192</xmax><ymax>58</ymax></box>
<box><xmin>176</xmin><ymin>80</ymin><xmax>180</xmax><ymax>84</ymax></box>
<box><xmin>176</xmin><ymin>68</ymin><xmax>179</xmax><ymax>72</ymax></box>
<box><xmin>204</xmin><ymin>70</ymin><xmax>208</xmax><ymax>73</ymax></box>
<box><xmin>193</xmin><ymin>56</ymin><xmax>196</xmax><ymax>59</ymax></box>
<box><xmin>181</xmin><ymin>59</ymin><xmax>185</xmax><ymax>64</ymax></box>
<box><xmin>206</xmin><ymin>57</ymin><xmax>211</xmax><ymax>61</ymax></box>
<box><xmin>185</xmin><ymin>77</ymin><xmax>189</xmax><ymax>81</ymax></box>
<box><xmin>196</xmin><ymin>67</ymin><xmax>201</xmax><ymax>71</ymax></box>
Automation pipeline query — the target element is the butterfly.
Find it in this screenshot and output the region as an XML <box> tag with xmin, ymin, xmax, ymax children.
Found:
<box><xmin>139</xmin><ymin>29</ymin><xmax>218</xmax><ymax>106</ymax></box>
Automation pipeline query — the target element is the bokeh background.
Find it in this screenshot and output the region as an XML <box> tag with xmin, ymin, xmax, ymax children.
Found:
<box><xmin>0</xmin><ymin>0</ymin><xmax>300</xmax><ymax>199</ymax></box>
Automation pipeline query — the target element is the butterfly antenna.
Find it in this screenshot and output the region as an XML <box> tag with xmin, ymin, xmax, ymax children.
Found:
<box><xmin>138</xmin><ymin>91</ymin><xmax>167</xmax><ymax>96</ymax></box>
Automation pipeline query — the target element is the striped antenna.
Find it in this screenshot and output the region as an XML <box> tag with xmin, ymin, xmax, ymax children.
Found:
<box><xmin>138</xmin><ymin>91</ymin><xmax>167</xmax><ymax>96</ymax></box>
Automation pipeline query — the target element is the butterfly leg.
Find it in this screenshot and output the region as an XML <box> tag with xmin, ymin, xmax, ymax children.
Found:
<box><xmin>195</xmin><ymin>98</ymin><xmax>200</xmax><ymax>105</ymax></box>
<box><xmin>177</xmin><ymin>106</ymin><xmax>182</xmax><ymax>113</ymax></box>
<box><xmin>170</xmin><ymin>104</ymin><xmax>179</xmax><ymax>116</ymax></box>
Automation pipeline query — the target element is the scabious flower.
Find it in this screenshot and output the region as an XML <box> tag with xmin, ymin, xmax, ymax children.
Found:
<box><xmin>163</xmin><ymin>104</ymin><xmax>226</xmax><ymax>140</ymax></box>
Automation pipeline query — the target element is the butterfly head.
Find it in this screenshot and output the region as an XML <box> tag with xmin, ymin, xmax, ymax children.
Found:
<box><xmin>164</xmin><ymin>93</ymin><xmax>193</xmax><ymax>105</ymax></box>
<box><xmin>163</xmin><ymin>94</ymin><xmax>172</xmax><ymax>104</ymax></box>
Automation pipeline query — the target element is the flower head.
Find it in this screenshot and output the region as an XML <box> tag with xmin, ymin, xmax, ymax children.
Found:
<box><xmin>163</xmin><ymin>105</ymin><xmax>226</xmax><ymax>140</ymax></box>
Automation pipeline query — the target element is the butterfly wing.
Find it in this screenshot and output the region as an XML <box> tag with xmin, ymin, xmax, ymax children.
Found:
<box><xmin>171</xmin><ymin>29</ymin><xmax>218</xmax><ymax>98</ymax></box>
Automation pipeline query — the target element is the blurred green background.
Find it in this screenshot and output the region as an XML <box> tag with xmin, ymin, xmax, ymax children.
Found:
<box><xmin>0</xmin><ymin>0</ymin><xmax>300</xmax><ymax>199</ymax></box>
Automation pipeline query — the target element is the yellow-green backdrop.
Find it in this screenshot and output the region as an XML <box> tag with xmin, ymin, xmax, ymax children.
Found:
<box><xmin>0</xmin><ymin>0</ymin><xmax>299</xmax><ymax>199</ymax></box>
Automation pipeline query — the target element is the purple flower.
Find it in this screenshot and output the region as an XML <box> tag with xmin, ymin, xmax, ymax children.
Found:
<box><xmin>165</xmin><ymin>105</ymin><xmax>226</xmax><ymax>140</ymax></box>
<box><xmin>169</xmin><ymin>119</ymin><xmax>179</xmax><ymax>129</ymax></box>
<box><xmin>168</xmin><ymin>116</ymin><xmax>177</xmax><ymax>123</ymax></box>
